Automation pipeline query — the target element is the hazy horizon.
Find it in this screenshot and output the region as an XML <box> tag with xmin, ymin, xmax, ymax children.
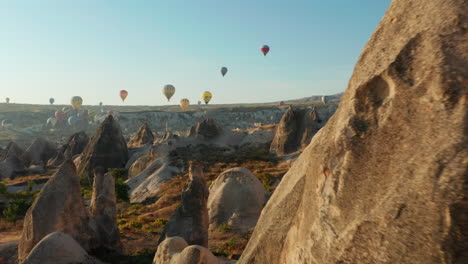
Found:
<box><xmin>1</xmin><ymin>0</ymin><xmax>391</xmax><ymax>106</ymax></box>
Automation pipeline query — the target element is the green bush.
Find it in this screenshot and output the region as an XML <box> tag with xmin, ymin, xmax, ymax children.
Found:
<box><xmin>3</xmin><ymin>198</ymin><xmax>32</xmax><ymax>223</ymax></box>
<box><xmin>115</xmin><ymin>178</ymin><xmax>130</xmax><ymax>202</ymax></box>
<box><xmin>0</xmin><ymin>181</ymin><xmax>7</xmax><ymax>196</ymax></box>
<box><xmin>108</xmin><ymin>168</ymin><xmax>127</xmax><ymax>180</ymax></box>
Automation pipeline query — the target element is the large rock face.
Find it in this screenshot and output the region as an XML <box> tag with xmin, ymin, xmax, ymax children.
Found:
<box><xmin>208</xmin><ymin>167</ymin><xmax>266</xmax><ymax>232</ymax></box>
<box><xmin>128</xmin><ymin>121</ymin><xmax>154</xmax><ymax>147</ymax></box>
<box><xmin>22</xmin><ymin>137</ymin><xmax>57</xmax><ymax>166</ymax></box>
<box><xmin>63</xmin><ymin>131</ymin><xmax>90</xmax><ymax>159</ymax></box>
<box><xmin>270</xmin><ymin>106</ymin><xmax>322</xmax><ymax>155</ymax></box>
<box><xmin>239</xmin><ymin>1</ymin><xmax>467</xmax><ymax>264</ymax></box>
<box><xmin>18</xmin><ymin>161</ymin><xmax>95</xmax><ymax>262</ymax></box>
<box><xmin>89</xmin><ymin>168</ymin><xmax>122</xmax><ymax>254</ymax></box>
<box><xmin>22</xmin><ymin>232</ymin><xmax>104</xmax><ymax>264</ymax></box>
<box><xmin>158</xmin><ymin>164</ymin><xmax>209</xmax><ymax>247</ymax></box>
<box><xmin>78</xmin><ymin>115</ymin><xmax>128</xmax><ymax>179</ymax></box>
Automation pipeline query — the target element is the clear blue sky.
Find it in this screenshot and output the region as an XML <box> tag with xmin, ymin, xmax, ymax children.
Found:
<box><xmin>0</xmin><ymin>0</ymin><xmax>391</xmax><ymax>106</ymax></box>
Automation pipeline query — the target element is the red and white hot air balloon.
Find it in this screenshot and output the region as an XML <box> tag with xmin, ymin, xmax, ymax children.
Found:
<box><xmin>55</xmin><ymin>111</ymin><xmax>65</xmax><ymax>120</ymax></box>
<box><xmin>260</xmin><ymin>45</ymin><xmax>270</xmax><ymax>56</ymax></box>
<box><xmin>120</xmin><ymin>90</ymin><xmax>128</xmax><ymax>102</ymax></box>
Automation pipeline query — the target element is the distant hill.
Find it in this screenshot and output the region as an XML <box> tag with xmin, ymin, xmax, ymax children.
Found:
<box><xmin>0</xmin><ymin>93</ymin><xmax>343</xmax><ymax>113</ymax></box>
<box><xmin>274</xmin><ymin>92</ymin><xmax>344</xmax><ymax>104</ymax></box>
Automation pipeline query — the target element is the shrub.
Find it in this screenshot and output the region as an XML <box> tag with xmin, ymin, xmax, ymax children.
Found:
<box><xmin>0</xmin><ymin>181</ymin><xmax>8</xmax><ymax>196</ymax></box>
<box><xmin>115</xmin><ymin>178</ymin><xmax>130</xmax><ymax>202</ymax></box>
<box><xmin>3</xmin><ymin>198</ymin><xmax>32</xmax><ymax>223</ymax></box>
<box><xmin>218</xmin><ymin>223</ymin><xmax>232</xmax><ymax>232</ymax></box>
<box><xmin>26</xmin><ymin>181</ymin><xmax>34</xmax><ymax>192</ymax></box>
<box><xmin>108</xmin><ymin>168</ymin><xmax>127</xmax><ymax>180</ymax></box>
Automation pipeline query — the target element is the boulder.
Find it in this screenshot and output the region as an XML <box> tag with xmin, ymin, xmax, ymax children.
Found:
<box><xmin>22</xmin><ymin>137</ymin><xmax>57</xmax><ymax>166</ymax></box>
<box><xmin>239</xmin><ymin>1</ymin><xmax>467</xmax><ymax>263</ymax></box>
<box><xmin>18</xmin><ymin>161</ymin><xmax>95</xmax><ymax>261</ymax></box>
<box><xmin>27</xmin><ymin>162</ymin><xmax>45</xmax><ymax>174</ymax></box>
<box><xmin>63</xmin><ymin>131</ymin><xmax>89</xmax><ymax>159</ymax></box>
<box><xmin>158</xmin><ymin>164</ymin><xmax>209</xmax><ymax>247</ymax></box>
<box><xmin>78</xmin><ymin>115</ymin><xmax>128</xmax><ymax>179</ymax></box>
<box><xmin>270</xmin><ymin>106</ymin><xmax>321</xmax><ymax>155</ymax></box>
<box><xmin>22</xmin><ymin>232</ymin><xmax>104</xmax><ymax>264</ymax></box>
<box><xmin>89</xmin><ymin>167</ymin><xmax>122</xmax><ymax>254</ymax></box>
<box><xmin>154</xmin><ymin>237</ymin><xmax>223</xmax><ymax>264</ymax></box>
<box><xmin>188</xmin><ymin>119</ymin><xmax>223</xmax><ymax>139</ymax></box>
<box><xmin>128</xmin><ymin>121</ymin><xmax>154</xmax><ymax>148</ymax></box>
<box><xmin>0</xmin><ymin>241</ymin><xmax>18</xmax><ymax>264</ymax></box>
<box><xmin>208</xmin><ymin>167</ymin><xmax>266</xmax><ymax>232</ymax></box>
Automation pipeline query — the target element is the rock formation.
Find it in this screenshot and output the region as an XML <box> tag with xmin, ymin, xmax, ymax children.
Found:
<box><xmin>188</xmin><ymin>119</ymin><xmax>223</xmax><ymax>139</ymax></box>
<box><xmin>18</xmin><ymin>161</ymin><xmax>95</xmax><ymax>261</ymax></box>
<box><xmin>4</xmin><ymin>141</ymin><xmax>24</xmax><ymax>160</ymax></box>
<box><xmin>239</xmin><ymin>1</ymin><xmax>467</xmax><ymax>263</ymax></box>
<box><xmin>0</xmin><ymin>155</ymin><xmax>26</xmax><ymax>179</ymax></box>
<box><xmin>128</xmin><ymin>121</ymin><xmax>154</xmax><ymax>147</ymax></box>
<box><xmin>78</xmin><ymin>115</ymin><xmax>128</xmax><ymax>179</ymax></box>
<box><xmin>158</xmin><ymin>164</ymin><xmax>209</xmax><ymax>247</ymax></box>
<box><xmin>89</xmin><ymin>167</ymin><xmax>122</xmax><ymax>254</ymax></box>
<box><xmin>22</xmin><ymin>232</ymin><xmax>104</xmax><ymax>264</ymax></box>
<box><xmin>208</xmin><ymin>167</ymin><xmax>266</xmax><ymax>232</ymax></box>
<box><xmin>47</xmin><ymin>150</ymin><xmax>65</xmax><ymax>167</ymax></box>
<box><xmin>63</xmin><ymin>131</ymin><xmax>90</xmax><ymax>159</ymax></box>
<box><xmin>22</xmin><ymin>137</ymin><xmax>57</xmax><ymax>166</ymax></box>
<box><xmin>270</xmin><ymin>106</ymin><xmax>321</xmax><ymax>155</ymax></box>
<box><xmin>154</xmin><ymin>236</ymin><xmax>224</xmax><ymax>264</ymax></box>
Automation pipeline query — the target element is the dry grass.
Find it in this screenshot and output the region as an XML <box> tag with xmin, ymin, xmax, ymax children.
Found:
<box><xmin>0</xmin><ymin>219</ymin><xmax>23</xmax><ymax>243</ymax></box>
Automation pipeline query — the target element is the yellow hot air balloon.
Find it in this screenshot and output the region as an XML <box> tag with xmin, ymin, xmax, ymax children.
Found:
<box><xmin>201</xmin><ymin>91</ymin><xmax>212</xmax><ymax>104</ymax></box>
<box><xmin>180</xmin><ymin>98</ymin><xmax>190</xmax><ymax>111</ymax></box>
<box><xmin>163</xmin><ymin>85</ymin><xmax>176</xmax><ymax>102</ymax></box>
<box><xmin>70</xmin><ymin>96</ymin><xmax>83</xmax><ymax>110</ymax></box>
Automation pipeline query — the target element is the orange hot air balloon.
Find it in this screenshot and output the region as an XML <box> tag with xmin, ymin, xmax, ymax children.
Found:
<box><xmin>120</xmin><ymin>90</ymin><xmax>128</xmax><ymax>102</ymax></box>
<box><xmin>179</xmin><ymin>99</ymin><xmax>190</xmax><ymax>111</ymax></box>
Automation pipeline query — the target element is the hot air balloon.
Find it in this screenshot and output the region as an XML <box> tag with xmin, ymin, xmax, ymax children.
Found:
<box><xmin>198</xmin><ymin>100</ymin><xmax>201</xmax><ymax>105</ymax></box>
<box><xmin>47</xmin><ymin>117</ymin><xmax>58</xmax><ymax>127</ymax></box>
<box><xmin>260</xmin><ymin>45</ymin><xmax>270</xmax><ymax>56</ymax></box>
<box><xmin>321</xmin><ymin>96</ymin><xmax>328</xmax><ymax>104</ymax></box>
<box><xmin>221</xmin><ymin>67</ymin><xmax>228</xmax><ymax>77</ymax></box>
<box><xmin>49</xmin><ymin>98</ymin><xmax>55</xmax><ymax>105</ymax></box>
<box><xmin>1</xmin><ymin>119</ymin><xmax>12</xmax><ymax>128</ymax></box>
<box><xmin>279</xmin><ymin>101</ymin><xmax>285</xmax><ymax>107</ymax></box>
<box><xmin>55</xmin><ymin>111</ymin><xmax>65</xmax><ymax>120</ymax></box>
<box><xmin>99</xmin><ymin>102</ymin><xmax>103</xmax><ymax>107</ymax></box>
<box><xmin>70</xmin><ymin>96</ymin><xmax>83</xmax><ymax>110</ymax></box>
<box><xmin>107</xmin><ymin>110</ymin><xmax>114</xmax><ymax>116</ymax></box>
<box><xmin>68</xmin><ymin>115</ymin><xmax>78</xmax><ymax>126</ymax></box>
<box><xmin>120</xmin><ymin>90</ymin><xmax>128</xmax><ymax>102</ymax></box>
<box><xmin>163</xmin><ymin>85</ymin><xmax>176</xmax><ymax>102</ymax></box>
<box><xmin>55</xmin><ymin>111</ymin><xmax>65</xmax><ymax>119</ymax></box>
<box><xmin>201</xmin><ymin>91</ymin><xmax>212</xmax><ymax>104</ymax></box>
<box><xmin>179</xmin><ymin>99</ymin><xmax>190</xmax><ymax>111</ymax></box>
<box><xmin>5</xmin><ymin>98</ymin><xmax>10</xmax><ymax>104</ymax></box>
